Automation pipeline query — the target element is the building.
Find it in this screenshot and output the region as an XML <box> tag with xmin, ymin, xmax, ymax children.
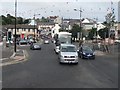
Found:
<box><xmin>112</xmin><ymin>23</ymin><xmax>120</xmax><ymax>39</ymax></box>
<box><xmin>5</xmin><ymin>24</ymin><xmax>39</xmax><ymax>40</ymax></box>
<box><xmin>47</xmin><ymin>16</ymin><xmax>62</xmax><ymax>25</ymax></box>
<box><xmin>51</xmin><ymin>24</ymin><xmax>61</xmax><ymax>38</ymax></box>
<box><xmin>82</xmin><ymin>18</ymin><xmax>96</xmax><ymax>30</ymax></box>
<box><xmin>38</xmin><ymin>22</ymin><xmax>55</xmax><ymax>35</ymax></box>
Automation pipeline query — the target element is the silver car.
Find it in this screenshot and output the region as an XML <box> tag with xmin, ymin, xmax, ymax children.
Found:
<box><xmin>58</xmin><ymin>44</ymin><xmax>78</xmax><ymax>64</ymax></box>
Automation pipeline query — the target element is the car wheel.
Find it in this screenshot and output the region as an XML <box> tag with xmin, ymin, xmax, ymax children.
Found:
<box><xmin>81</xmin><ymin>55</ymin><xmax>84</xmax><ymax>59</ymax></box>
<box><xmin>92</xmin><ymin>57</ymin><xmax>95</xmax><ymax>60</ymax></box>
<box><xmin>59</xmin><ymin>62</ymin><xmax>63</xmax><ymax>64</ymax></box>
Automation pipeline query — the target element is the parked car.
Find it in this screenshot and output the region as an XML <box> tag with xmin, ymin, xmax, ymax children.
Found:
<box><xmin>19</xmin><ymin>39</ymin><xmax>28</xmax><ymax>45</ymax></box>
<box><xmin>30</xmin><ymin>43</ymin><xmax>41</xmax><ymax>50</ymax></box>
<box><xmin>28</xmin><ymin>39</ymin><xmax>34</xmax><ymax>44</ymax></box>
<box><xmin>78</xmin><ymin>46</ymin><xmax>95</xmax><ymax>59</ymax></box>
<box><xmin>58</xmin><ymin>44</ymin><xmax>78</xmax><ymax>64</ymax></box>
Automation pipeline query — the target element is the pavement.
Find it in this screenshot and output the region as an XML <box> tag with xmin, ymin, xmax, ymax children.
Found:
<box><xmin>0</xmin><ymin>46</ymin><xmax>28</xmax><ymax>67</ymax></box>
<box><xmin>73</xmin><ymin>40</ymin><xmax>119</xmax><ymax>56</ymax></box>
<box><xmin>73</xmin><ymin>41</ymin><xmax>107</xmax><ymax>56</ymax></box>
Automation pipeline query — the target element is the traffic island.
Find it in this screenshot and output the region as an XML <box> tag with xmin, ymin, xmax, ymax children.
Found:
<box><xmin>1</xmin><ymin>49</ymin><xmax>28</xmax><ymax>66</ymax></box>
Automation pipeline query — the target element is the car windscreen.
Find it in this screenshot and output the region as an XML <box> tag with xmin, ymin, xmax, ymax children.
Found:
<box><xmin>83</xmin><ymin>47</ymin><xmax>93</xmax><ymax>53</ymax></box>
<box><xmin>61</xmin><ymin>46</ymin><xmax>76</xmax><ymax>52</ymax></box>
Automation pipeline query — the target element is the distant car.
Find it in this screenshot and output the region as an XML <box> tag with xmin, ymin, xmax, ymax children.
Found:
<box><xmin>19</xmin><ymin>39</ymin><xmax>28</xmax><ymax>45</ymax></box>
<box><xmin>28</xmin><ymin>39</ymin><xmax>34</xmax><ymax>44</ymax></box>
<box><xmin>44</xmin><ymin>39</ymin><xmax>49</xmax><ymax>44</ymax></box>
<box><xmin>30</xmin><ymin>43</ymin><xmax>41</xmax><ymax>50</ymax></box>
<box><xmin>58</xmin><ymin>44</ymin><xmax>78</xmax><ymax>64</ymax></box>
<box><xmin>78</xmin><ymin>46</ymin><xmax>95</xmax><ymax>59</ymax></box>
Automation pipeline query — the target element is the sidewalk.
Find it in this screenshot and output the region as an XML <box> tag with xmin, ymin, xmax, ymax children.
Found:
<box><xmin>1</xmin><ymin>49</ymin><xmax>28</xmax><ymax>66</ymax></box>
<box><xmin>73</xmin><ymin>41</ymin><xmax>106</xmax><ymax>56</ymax></box>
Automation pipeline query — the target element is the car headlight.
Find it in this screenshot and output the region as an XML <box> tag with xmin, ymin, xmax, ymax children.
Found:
<box><xmin>83</xmin><ymin>52</ymin><xmax>86</xmax><ymax>55</ymax></box>
<box><xmin>93</xmin><ymin>52</ymin><xmax>95</xmax><ymax>55</ymax></box>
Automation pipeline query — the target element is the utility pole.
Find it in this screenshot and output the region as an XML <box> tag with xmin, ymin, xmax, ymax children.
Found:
<box><xmin>79</xmin><ymin>8</ymin><xmax>82</xmax><ymax>40</ymax></box>
<box><xmin>33</xmin><ymin>14</ymin><xmax>40</xmax><ymax>43</ymax></box>
<box><xmin>34</xmin><ymin>14</ymin><xmax>35</xmax><ymax>43</ymax></box>
<box><xmin>74</xmin><ymin>8</ymin><xmax>83</xmax><ymax>40</ymax></box>
<box><xmin>14</xmin><ymin>0</ymin><xmax>17</xmax><ymax>52</ymax></box>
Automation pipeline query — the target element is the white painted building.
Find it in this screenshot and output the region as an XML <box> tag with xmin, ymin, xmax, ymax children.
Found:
<box><xmin>54</xmin><ymin>17</ymin><xmax>62</xmax><ymax>25</ymax></box>
<box><xmin>82</xmin><ymin>18</ymin><xmax>95</xmax><ymax>30</ymax></box>
<box><xmin>97</xmin><ymin>23</ymin><xmax>106</xmax><ymax>31</ymax></box>
<box><xmin>51</xmin><ymin>24</ymin><xmax>61</xmax><ymax>38</ymax></box>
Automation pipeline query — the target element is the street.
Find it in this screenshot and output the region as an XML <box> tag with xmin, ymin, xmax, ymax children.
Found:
<box><xmin>2</xmin><ymin>41</ymin><xmax>118</xmax><ymax>88</ymax></box>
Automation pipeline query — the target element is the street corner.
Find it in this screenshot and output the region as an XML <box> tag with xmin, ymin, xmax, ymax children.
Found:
<box><xmin>1</xmin><ymin>49</ymin><xmax>29</xmax><ymax>67</ymax></box>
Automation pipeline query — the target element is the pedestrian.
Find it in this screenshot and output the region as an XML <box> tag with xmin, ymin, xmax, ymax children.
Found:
<box><xmin>79</xmin><ymin>40</ymin><xmax>83</xmax><ymax>47</ymax></box>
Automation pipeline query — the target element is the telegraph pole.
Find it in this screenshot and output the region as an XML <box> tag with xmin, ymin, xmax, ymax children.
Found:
<box><xmin>34</xmin><ymin>14</ymin><xmax>35</xmax><ymax>43</ymax></box>
<box><xmin>14</xmin><ymin>0</ymin><xmax>17</xmax><ymax>52</ymax></box>
<box><xmin>79</xmin><ymin>8</ymin><xmax>82</xmax><ymax>40</ymax></box>
<box><xmin>74</xmin><ymin>8</ymin><xmax>83</xmax><ymax>40</ymax></box>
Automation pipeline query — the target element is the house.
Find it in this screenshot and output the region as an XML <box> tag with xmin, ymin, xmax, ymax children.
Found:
<box><xmin>4</xmin><ymin>24</ymin><xmax>39</xmax><ymax>40</ymax></box>
<box><xmin>47</xmin><ymin>16</ymin><xmax>63</xmax><ymax>25</ymax></box>
<box><xmin>97</xmin><ymin>23</ymin><xmax>106</xmax><ymax>31</ymax></box>
<box><xmin>82</xmin><ymin>18</ymin><xmax>96</xmax><ymax>30</ymax></box>
<box><xmin>38</xmin><ymin>22</ymin><xmax>55</xmax><ymax>35</ymax></box>
<box><xmin>111</xmin><ymin>23</ymin><xmax>120</xmax><ymax>39</ymax></box>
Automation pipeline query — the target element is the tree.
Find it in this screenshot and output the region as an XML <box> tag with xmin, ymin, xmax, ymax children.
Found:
<box><xmin>88</xmin><ymin>28</ymin><xmax>96</xmax><ymax>40</ymax></box>
<box><xmin>41</xmin><ymin>17</ymin><xmax>49</xmax><ymax>22</ymax></box>
<box><xmin>23</xmin><ymin>19</ymin><xmax>30</xmax><ymax>24</ymax></box>
<box><xmin>98</xmin><ymin>27</ymin><xmax>109</xmax><ymax>39</ymax></box>
<box><xmin>105</xmin><ymin>8</ymin><xmax>115</xmax><ymax>39</ymax></box>
<box><xmin>17</xmin><ymin>17</ymin><xmax>23</xmax><ymax>24</ymax></box>
<box><xmin>70</xmin><ymin>24</ymin><xmax>80</xmax><ymax>41</ymax></box>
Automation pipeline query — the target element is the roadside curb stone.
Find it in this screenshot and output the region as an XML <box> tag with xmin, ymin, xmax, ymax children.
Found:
<box><xmin>1</xmin><ymin>49</ymin><xmax>28</xmax><ymax>66</ymax></box>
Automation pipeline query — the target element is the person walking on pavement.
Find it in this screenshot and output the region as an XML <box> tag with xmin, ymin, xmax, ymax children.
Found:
<box><xmin>79</xmin><ymin>40</ymin><xmax>83</xmax><ymax>47</ymax></box>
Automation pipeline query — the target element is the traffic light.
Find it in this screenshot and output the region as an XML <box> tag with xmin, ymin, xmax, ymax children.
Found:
<box><xmin>8</xmin><ymin>32</ymin><xmax>11</xmax><ymax>41</ymax></box>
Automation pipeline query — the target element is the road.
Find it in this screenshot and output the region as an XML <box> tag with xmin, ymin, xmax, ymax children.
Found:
<box><xmin>2</xmin><ymin>41</ymin><xmax>118</xmax><ymax>88</ymax></box>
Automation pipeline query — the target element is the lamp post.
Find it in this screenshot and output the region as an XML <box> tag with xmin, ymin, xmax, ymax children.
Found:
<box><xmin>33</xmin><ymin>14</ymin><xmax>40</xmax><ymax>42</ymax></box>
<box><xmin>93</xmin><ymin>17</ymin><xmax>98</xmax><ymax>42</ymax></box>
<box><xmin>74</xmin><ymin>8</ymin><xmax>83</xmax><ymax>40</ymax></box>
<box><xmin>14</xmin><ymin>0</ymin><xmax>17</xmax><ymax>52</ymax></box>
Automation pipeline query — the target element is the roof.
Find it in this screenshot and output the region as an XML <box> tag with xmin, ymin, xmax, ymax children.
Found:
<box><xmin>61</xmin><ymin>44</ymin><xmax>75</xmax><ymax>47</ymax></box>
<box><xmin>82</xmin><ymin>18</ymin><xmax>96</xmax><ymax>24</ymax></box>
<box><xmin>58</xmin><ymin>32</ymin><xmax>72</xmax><ymax>35</ymax></box>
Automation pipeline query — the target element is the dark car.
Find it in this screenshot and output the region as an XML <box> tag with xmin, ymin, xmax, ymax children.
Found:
<box><xmin>78</xmin><ymin>46</ymin><xmax>95</xmax><ymax>59</ymax></box>
<box><xmin>30</xmin><ymin>43</ymin><xmax>41</xmax><ymax>50</ymax></box>
<box><xmin>19</xmin><ymin>39</ymin><xmax>28</xmax><ymax>45</ymax></box>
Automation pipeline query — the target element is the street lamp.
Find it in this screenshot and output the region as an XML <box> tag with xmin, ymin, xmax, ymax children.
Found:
<box><xmin>93</xmin><ymin>18</ymin><xmax>98</xmax><ymax>42</ymax></box>
<box><xmin>74</xmin><ymin>8</ymin><xmax>83</xmax><ymax>40</ymax></box>
<box><xmin>14</xmin><ymin>0</ymin><xmax>17</xmax><ymax>52</ymax></box>
<box><xmin>33</xmin><ymin>14</ymin><xmax>40</xmax><ymax>42</ymax></box>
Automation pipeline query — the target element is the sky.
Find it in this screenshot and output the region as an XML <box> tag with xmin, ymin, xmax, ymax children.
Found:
<box><xmin>0</xmin><ymin>0</ymin><xmax>119</xmax><ymax>22</ymax></box>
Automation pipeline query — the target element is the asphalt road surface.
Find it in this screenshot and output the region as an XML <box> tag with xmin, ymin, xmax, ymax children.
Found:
<box><xmin>2</xmin><ymin>41</ymin><xmax>118</xmax><ymax>88</ymax></box>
